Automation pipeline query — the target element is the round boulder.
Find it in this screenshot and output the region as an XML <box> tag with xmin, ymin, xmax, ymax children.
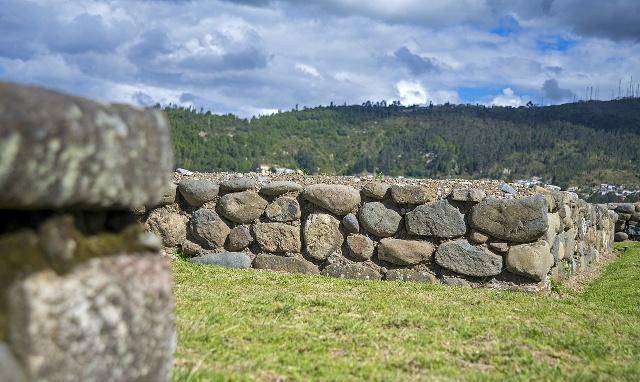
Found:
<box><xmin>346</xmin><ymin>234</ymin><xmax>375</xmax><ymax>261</ymax></box>
<box><xmin>146</xmin><ymin>210</ymin><xmax>187</xmax><ymax>247</ymax></box>
<box><xmin>227</xmin><ymin>225</ymin><xmax>254</xmax><ymax>251</ymax></box>
<box><xmin>405</xmin><ymin>200</ymin><xmax>466</xmax><ymax>238</ymax></box>
<box><xmin>342</xmin><ymin>213</ymin><xmax>360</xmax><ymax>234</ymax></box>
<box><xmin>303</xmin><ymin>184</ymin><xmax>360</xmax><ymax>215</ymax></box>
<box><xmin>178</xmin><ymin>179</ymin><xmax>219</xmax><ymax>207</ymax></box>
<box><xmin>218</xmin><ymin>191</ymin><xmax>267</xmax><ymax>223</ymax></box>
<box><xmin>304</xmin><ymin>213</ymin><xmax>344</xmax><ymax>260</ymax></box>
<box><xmin>358</xmin><ymin>202</ymin><xmax>401</xmax><ymax>238</ymax></box>
<box><xmin>254</xmin><ymin>223</ymin><xmax>301</xmax><ymax>253</ymax></box>
<box><xmin>377</xmin><ymin>238</ymin><xmax>435</xmax><ymax>266</ymax></box>
<box><xmin>189</xmin><ymin>208</ymin><xmax>230</xmax><ymax>249</ymax></box>
<box><xmin>506</xmin><ymin>240</ymin><xmax>553</xmax><ymax>281</ymax></box>
<box><xmin>361</xmin><ymin>182</ymin><xmax>390</xmax><ymax>200</ymax></box>
<box><xmin>265</xmin><ymin>196</ymin><xmax>301</xmax><ymax>222</ymax></box>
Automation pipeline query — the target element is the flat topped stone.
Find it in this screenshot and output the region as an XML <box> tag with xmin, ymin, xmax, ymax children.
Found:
<box><xmin>361</xmin><ymin>182</ymin><xmax>390</xmax><ymax>199</ymax></box>
<box><xmin>303</xmin><ymin>184</ymin><xmax>360</xmax><ymax>215</ymax></box>
<box><xmin>218</xmin><ymin>191</ymin><xmax>268</xmax><ymax>223</ymax></box>
<box><xmin>435</xmin><ymin>239</ymin><xmax>502</xmax><ymax>277</ymax></box>
<box><xmin>405</xmin><ymin>200</ymin><xmax>466</xmax><ymax>238</ymax></box>
<box><xmin>191</xmin><ymin>252</ymin><xmax>252</xmax><ymax>269</ymax></box>
<box><xmin>220</xmin><ymin>177</ymin><xmax>257</xmax><ymax>192</ymax></box>
<box><xmin>468</xmin><ymin>195</ymin><xmax>548</xmax><ymax>243</ymax></box>
<box><xmin>0</xmin><ymin>82</ymin><xmax>173</xmax><ymax>210</ymax></box>
<box><xmin>259</xmin><ymin>181</ymin><xmax>303</xmax><ymax>196</ymax></box>
<box><xmin>390</xmin><ymin>184</ymin><xmax>436</xmax><ymax>205</ymax></box>
<box><xmin>178</xmin><ymin>179</ymin><xmax>219</xmax><ymax>207</ymax></box>
<box><xmin>377</xmin><ymin>238</ymin><xmax>435</xmax><ymax>266</ymax></box>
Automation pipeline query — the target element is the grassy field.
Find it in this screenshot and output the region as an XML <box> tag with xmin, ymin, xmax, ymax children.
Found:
<box><xmin>172</xmin><ymin>243</ymin><xmax>640</xmax><ymax>381</ymax></box>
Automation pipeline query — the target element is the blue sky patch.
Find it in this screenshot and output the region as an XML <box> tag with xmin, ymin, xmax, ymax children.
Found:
<box><xmin>457</xmin><ymin>86</ymin><xmax>503</xmax><ymax>103</ymax></box>
<box><xmin>491</xmin><ymin>15</ymin><xmax>520</xmax><ymax>37</ymax></box>
<box><xmin>536</xmin><ymin>36</ymin><xmax>577</xmax><ymax>52</ymax></box>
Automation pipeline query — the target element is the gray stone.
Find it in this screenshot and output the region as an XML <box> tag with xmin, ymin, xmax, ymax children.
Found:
<box><xmin>342</xmin><ymin>213</ymin><xmax>360</xmax><ymax>233</ymax></box>
<box><xmin>385</xmin><ymin>269</ymin><xmax>437</xmax><ymax>283</ymax></box>
<box><xmin>321</xmin><ymin>263</ymin><xmax>381</xmax><ymax>280</ymax></box>
<box><xmin>265</xmin><ymin>196</ymin><xmax>301</xmax><ymax>222</ymax></box>
<box><xmin>0</xmin><ymin>82</ymin><xmax>173</xmax><ymax>210</ymax></box>
<box><xmin>303</xmin><ymin>184</ymin><xmax>361</xmax><ymax>215</ymax></box>
<box><xmin>0</xmin><ymin>342</ymin><xmax>26</xmax><ymax>382</ymax></box>
<box><xmin>146</xmin><ymin>210</ymin><xmax>187</xmax><ymax>247</ymax></box>
<box><xmin>435</xmin><ymin>239</ymin><xmax>503</xmax><ymax>277</ymax></box>
<box><xmin>178</xmin><ymin>179</ymin><xmax>219</xmax><ymax>207</ymax></box>
<box><xmin>192</xmin><ymin>251</ymin><xmax>252</xmax><ymax>268</ymax></box>
<box><xmin>546</xmin><ymin>213</ymin><xmax>562</xmax><ymax>245</ymax></box>
<box><xmin>488</xmin><ymin>241</ymin><xmax>509</xmax><ymax>253</ymax></box>
<box><xmin>358</xmin><ymin>202</ymin><xmax>402</xmax><ymax>238</ymax></box>
<box><xmin>469</xmin><ymin>195</ymin><xmax>548</xmax><ymax>242</ymax></box>
<box><xmin>227</xmin><ymin>225</ymin><xmax>254</xmax><ymax>251</ymax></box>
<box><xmin>506</xmin><ymin>241</ymin><xmax>553</xmax><ymax>281</ymax></box>
<box><xmin>614</xmin><ymin>232</ymin><xmax>629</xmax><ymax>242</ymax></box>
<box><xmin>220</xmin><ymin>176</ymin><xmax>257</xmax><ymax>191</ymax></box>
<box><xmin>259</xmin><ymin>181</ymin><xmax>303</xmax><ymax>195</ymax></box>
<box><xmin>346</xmin><ymin>234</ymin><xmax>375</xmax><ymax>261</ymax></box>
<box><xmin>190</xmin><ymin>208</ymin><xmax>230</xmax><ymax>249</ymax></box>
<box><xmin>218</xmin><ymin>191</ymin><xmax>268</xmax><ymax>223</ymax></box>
<box><xmin>449</xmin><ymin>188</ymin><xmax>486</xmax><ymax>203</ymax></box>
<box><xmin>378</xmin><ymin>238</ymin><xmax>435</xmax><ymax>265</ymax></box>
<box><xmin>253</xmin><ymin>254</ymin><xmax>319</xmax><ymax>274</ymax></box>
<box><xmin>615</xmin><ymin>203</ymin><xmax>635</xmax><ymax>214</ymax></box>
<box><xmin>500</xmin><ymin>183</ymin><xmax>517</xmax><ymax>195</ymax></box>
<box><xmin>254</xmin><ymin>223</ymin><xmax>301</xmax><ymax>253</ymax></box>
<box><xmin>8</xmin><ymin>255</ymin><xmax>175</xmax><ymax>382</ymax></box>
<box><xmin>469</xmin><ymin>230</ymin><xmax>489</xmax><ymax>244</ymax></box>
<box><xmin>405</xmin><ymin>200</ymin><xmax>466</xmax><ymax>238</ymax></box>
<box><xmin>361</xmin><ymin>182</ymin><xmax>389</xmax><ymax>199</ymax></box>
<box><xmin>389</xmin><ymin>184</ymin><xmax>436</xmax><ymax>205</ymax></box>
<box><xmin>304</xmin><ymin>213</ymin><xmax>344</xmax><ymax>260</ymax></box>
<box><xmin>181</xmin><ymin>240</ymin><xmax>204</xmax><ymax>257</ymax></box>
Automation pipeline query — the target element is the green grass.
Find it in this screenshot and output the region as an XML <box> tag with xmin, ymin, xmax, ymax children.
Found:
<box><xmin>172</xmin><ymin>243</ymin><xmax>640</xmax><ymax>381</ymax></box>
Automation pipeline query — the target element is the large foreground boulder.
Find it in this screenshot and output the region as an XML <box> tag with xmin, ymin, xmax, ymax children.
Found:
<box><xmin>506</xmin><ymin>241</ymin><xmax>553</xmax><ymax>281</ymax></box>
<box><xmin>7</xmin><ymin>255</ymin><xmax>175</xmax><ymax>381</ymax></box>
<box><xmin>303</xmin><ymin>184</ymin><xmax>360</xmax><ymax>215</ymax></box>
<box><xmin>0</xmin><ymin>82</ymin><xmax>174</xmax><ymax>210</ymax></box>
<box><xmin>469</xmin><ymin>195</ymin><xmax>548</xmax><ymax>242</ymax></box>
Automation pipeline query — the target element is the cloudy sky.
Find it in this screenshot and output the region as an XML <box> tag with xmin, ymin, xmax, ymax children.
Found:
<box><xmin>1</xmin><ymin>0</ymin><xmax>639</xmax><ymax>116</ymax></box>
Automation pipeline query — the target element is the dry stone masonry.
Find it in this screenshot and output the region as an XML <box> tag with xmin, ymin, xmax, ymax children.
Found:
<box><xmin>0</xmin><ymin>82</ymin><xmax>176</xmax><ymax>381</ymax></box>
<box><xmin>609</xmin><ymin>203</ymin><xmax>640</xmax><ymax>242</ymax></box>
<box><xmin>146</xmin><ymin>172</ymin><xmax>618</xmax><ymax>291</ymax></box>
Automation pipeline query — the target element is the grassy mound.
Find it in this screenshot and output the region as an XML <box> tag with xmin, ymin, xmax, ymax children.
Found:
<box><xmin>172</xmin><ymin>243</ymin><xmax>640</xmax><ymax>381</ymax></box>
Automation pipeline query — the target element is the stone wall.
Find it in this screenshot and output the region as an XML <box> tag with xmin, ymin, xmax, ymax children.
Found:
<box><xmin>0</xmin><ymin>82</ymin><xmax>176</xmax><ymax>381</ymax></box>
<box><xmin>147</xmin><ymin>173</ymin><xmax>617</xmax><ymax>290</ymax></box>
<box><xmin>608</xmin><ymin>203</ymin><xmax>640</xmax><ymax>242</ymax></box>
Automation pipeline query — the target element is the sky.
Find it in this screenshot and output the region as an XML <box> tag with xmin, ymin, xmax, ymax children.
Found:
<box><xmin>1</xmin><ymin>0</ymin><xmax>639</xmax><ymax>117</ymax></box>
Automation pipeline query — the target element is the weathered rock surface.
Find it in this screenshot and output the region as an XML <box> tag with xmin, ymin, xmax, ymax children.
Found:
<box><xmin>259</xmin><ymin>181</ymin><xmax>303</xmax><ymax>196</ymax></box>
<box><xmin>614</xmin><ymin>232</ymin><xmax>629</xmax><ymax>242</ymax></box>
<box><xmin>0</xmin><ymin>82</ymin><xmax>174</xmax><ymax>210</ymax></box>
<box><xmin>546</xmin><ymin>213</ymin><xmax>562</xmax><ymax>245</ymax></box>
<box><xmin>321</xmin><ymin>263</ymin><xmax>381</xmax><ymax>280</ymax></box>
<box><xmin>253</xmin><ymin>254</ymin><xmax>319</xmax><ymax>274</ymax></box>
<box><xmin>7</xmin><ymin>254</ymin><xmax>175</xmax><ymax>382</ymax></box>
<box><xmin>303</xmin><ymin>184</ymin><xmax>360</xmax><ymax>215</ymax></box>
<box><xmin>192</xmin><ymin>251</ymin><xmax>252</xmax><ymax>268</ymax></box>
<box><xmin>389</xmin><ymin>184</ymin><xmax>436</xmax><ymax>205</ymax></box>
<box><xmin>220</xmin><ymin>177</ymin><xmax>256</xmax><ymax>191</ymax></box>
<box><xmin>346</xmin><ymin>234</ymin><xmax>375</xmax><ymax>261</ymax></box>
<box><xmin>227</xmin><ymin>225</ymin><xmax>254</xmax><ymax>251</ymax></box>
<box><xmin>218</xmin><ymin>191</ymin><xmax>267</xmax><ymax>223</ymax></box>
<box><xmin>178</xmin><ymin>179</ymin><xmax>219</xmax><ymax>207</ymax></box>
<box><xmin>155</xmin><ymin>183</ymin><xmax>177</xmax><ymax>207</ymax></box>
<box><xmin>469</xmin><ymin>195</ymin><xmax>548</xmax><ymax>242</ymax></box>
<box><xmin>304</xmin><ymin>213</ymin><xmax>344</xmax><ymax>260</ymax></box>
<box><xmin>385</xmin><ymin>269</ymin><xmax>437</xmax><ymax>283</ymax></box>
<box><xmin>147</xmin><ymin>210</ymin><xmax>187</xmax><ymax>247</ymax></box>
<box><xmin>435</xmin><ymin>239</ymin><xmax>503</xmax><ymax>277</ymax></box>
<box><xmin>449</xmin><ymin>188</ymin><xmax>486</xmax><ymax>203</ymax></box>
<box><xmin>615</xmin><ymin>203</ymin><xmax>635</xmax><ymax>214</ymax></box>
<box><xmin>506</xmin><ymin>241</ymin><xmax>553</xmax><ymax>281</ymax></box>
<box><xmin>265</xmin><ymin>196</ymin><xmax>301</xmax><ymax>222</ymax></box>
<box><xmin>181</xmin><ymin>240</ymin><xmax>204</xmax><ymax>257</ymax></box>
<box><xmin>469</xmin><ymin>230</ymin><xmax>489</xmax><ymax>244</ymax></box>
<box><xmin>361</xmin><ymin>182</ymin><xmax>389</xmax><ymax>199</ymax></box>
<box><xmin>342</xmin><ymin>213</ymin><xmax>360</xmax><ymax>233</ymax></box>
<box><xmin>488</xmin><ymin>241</ymin><xmax>509</xmax><ymax>253</ymax></box>
<box><xmin>378</xmin><ymin>238</ymin><xmax>435</xmax><ymax>265</ymax></box>
<box><xmin>359</xmin><ymin>202</ymin><xmax>402</xmax><ymax>238</ymax></box>
<box><xmin>189</xmin><ymin>208</ymin><xmax>230</xmax><ymax>248</ymax></box>
<box><xmin>405</xmin><ymin>200</ymin><xmax>466</xmax><ymax>238</ymax></box>
<box><xmin>254</xmin><ymin>223</ymin><xmax>301</xmax><ymax>253</ymax></box>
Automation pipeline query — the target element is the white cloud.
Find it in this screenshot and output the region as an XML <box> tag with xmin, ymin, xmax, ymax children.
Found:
<box><xmin>295</xmin><ymin>63</ymin><xmax>321</xmax><ymax>78</ymax></box>
<box><xmin>396</xmin><ymin>80</ymin><xmax>428</xmax><ymax>105</ymax></box>
<box><xmin>491</xmin><ymin>88</ymin><xmax>524</xmax><ymax>107</ymax></box>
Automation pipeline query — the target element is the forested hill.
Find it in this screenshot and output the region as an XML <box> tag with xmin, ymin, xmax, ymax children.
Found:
<box><xmin>165</xmin><ymin>98</ymin><xmax>640</xmax><ymax>189</ymax></box>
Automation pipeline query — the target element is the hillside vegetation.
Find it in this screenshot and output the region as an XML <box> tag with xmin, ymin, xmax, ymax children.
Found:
<box><xmin>172</xmin><ymin>243</ymin><xmax>640</xmax><ymax>381</ymax></box>
<box><xmin>166</xmin><ymin>99</ymin><xmax>640</xmax><ymax>189</ymax></box>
